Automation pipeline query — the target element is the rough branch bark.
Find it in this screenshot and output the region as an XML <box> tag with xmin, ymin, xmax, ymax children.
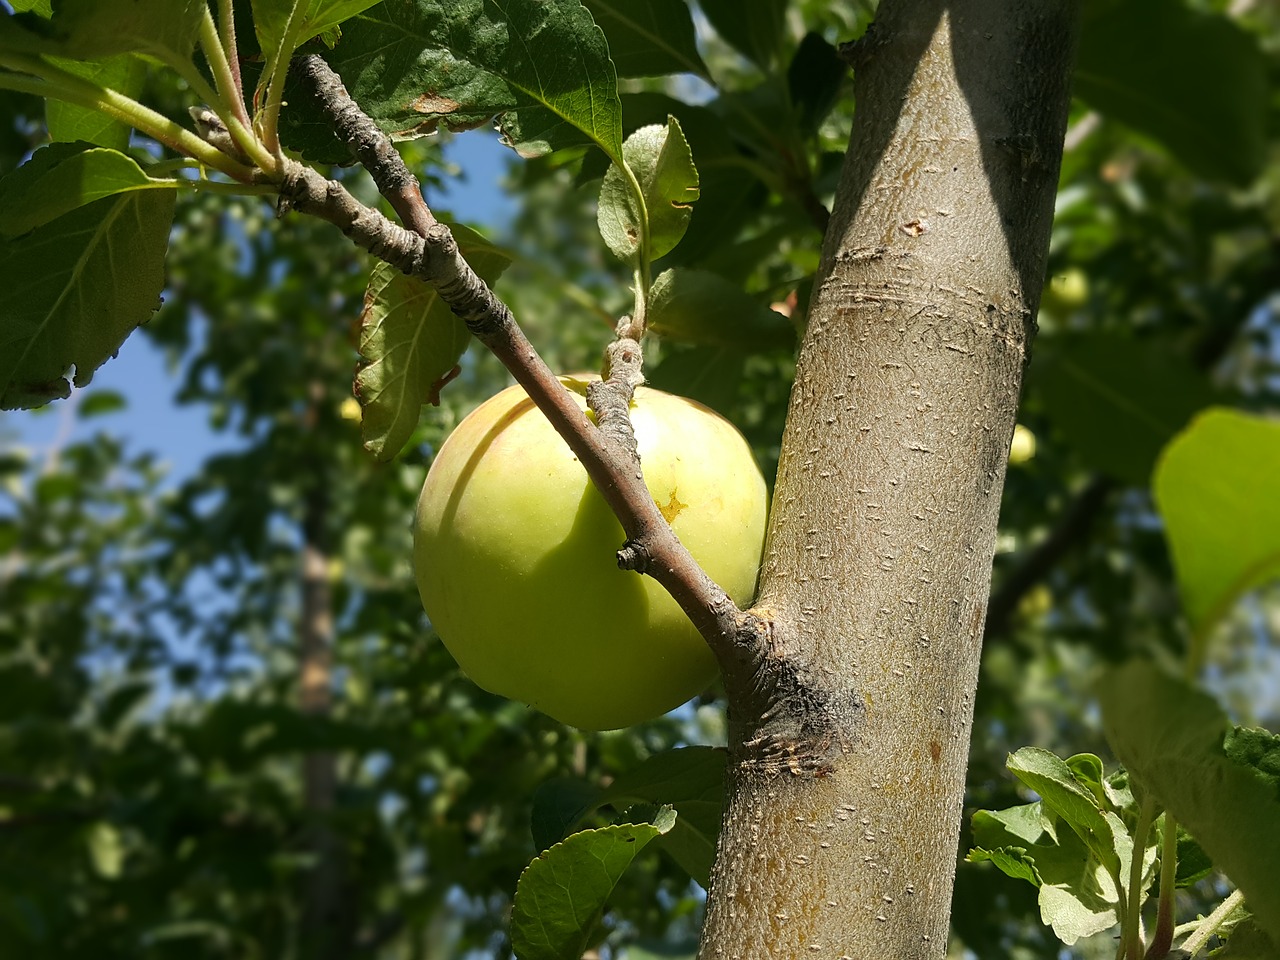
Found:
<box><xmin>699</xmin><ymin>4</ymin><xmax>1077</xmax><ymax>957</ymax></box>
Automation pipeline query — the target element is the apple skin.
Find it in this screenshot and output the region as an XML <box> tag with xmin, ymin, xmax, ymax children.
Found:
<box><xmin>414</xmin><ymin>377</ymin><xmax>768</xmax><ymax>730</ymax></box>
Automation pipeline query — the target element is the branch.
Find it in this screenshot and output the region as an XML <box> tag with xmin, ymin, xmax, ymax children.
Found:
<box><xmin>289</xmin><ymin>55</ymin><xmax>437</xmax><ymax>236</ymax></box>
<box><xmin>277</xmin><ymin>79</ymin><xmax>766</xmax><ymax>666</ymax></box>
<box><xmin>984</xmin><ymin>475</ymin><xmax>1113</xmax><ymax>639</ymax></box>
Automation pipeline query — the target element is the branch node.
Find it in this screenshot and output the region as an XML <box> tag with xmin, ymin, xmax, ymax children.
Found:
<box><xmin>838</xmin><ymin>23</ymin><xmax>880</xmax><ymax>70</ymax></box>
<box><xmin>719</xmin><ymin>611</ymin><xmax>861</xmax><ymax>779</ymax></box>
<box><xmin>616</xmin><ymin>540</ymin><xmax>651</xmax><ymax>573</ymax></box>
<box><xmin>188</xmin><ymin>106</ymin><xmax>250</xmax><ymax>164</ymax></box>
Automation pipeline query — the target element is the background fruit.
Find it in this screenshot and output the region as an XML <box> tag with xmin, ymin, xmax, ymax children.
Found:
<box><xmin>414</xmin><ymin>378</ymin><xmax>769</xmax><ymax>729</ymax></box>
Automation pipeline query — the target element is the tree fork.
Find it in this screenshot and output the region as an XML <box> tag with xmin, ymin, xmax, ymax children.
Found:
<box><xmin>699</xmin><ymin>4</ymin><xmax>1077</xmax><ymax>958</ymax></box>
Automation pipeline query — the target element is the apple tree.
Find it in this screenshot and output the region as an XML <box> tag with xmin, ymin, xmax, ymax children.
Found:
<box><xmin>1</xmin><ymin>1</ymin><xmax>1278</xmax><ymax>958</ymax></box>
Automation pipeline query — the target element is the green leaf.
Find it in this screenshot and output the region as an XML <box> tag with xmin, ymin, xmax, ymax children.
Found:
<box><xmin>580</xmin><ymin>0</ymin><xmax>708</xmax><ymax>79</ymax></box>
<box><xmin>1075</xmin><ymin>0</ymin><xmax>1266</xmax><ymax>186</ymax></box>
<box><xmin>321</xmin><ymin>0</ymin><xmax>623</xmax><ymax>162</ymax></box>
<box><xmin>355</xmin><ymin>224</ymin><xmax>512</xmax><ymax>460</ymax></box>
<box><xmin>1098</xmin><ymin>662</ymin><xmax>1280</xmax><ymax>945</ymax></box>
<box><xmin>1038</xmin><ymin>882</ymin><xmax>1121</xmax><ymax>947</ymax></box>
<box><xmin>530</xmin><ymin>748</ymin><xmax>726</xmax><ymax>889</ymax></box>
<box><xmin>1064</xmin><ymin>753</ymin><xmax>1108</xmax><ymax>808</ymax></box>
<box><xmin>0</xmin><ymin>189</ymin><xmax>174</xmax><ymax>409</ymax></box>
<box><xmin>582</xmin><ymin>93</ymin><xmax>764</xmax><ymax>267</ymax></box>
<box><xmin>972</xmin><ymin>801</ymin><xmax>1056</xmax><ymax>852</ymax></box>
<box><xmin>787</xmin><ymin>32</ymin><xmax>845</xmax><ymax>136</ymax></box>
<box><xmin>47</xmin><ymin>0</ymin><xmax>205</xmax><ymax>60</ymax></box>
<box><xmin>1214</xmin><ymin>917</ymin><xmax>1280</xmax><ymax>959</ymax></box>
<box><xmin>44</xmin><ymin>55</ymin><xmax>145</xmax><ymax>151</ymax></box>
<box><xmin>531</xmin><ymin>777</ymin><xmax>603</xmax><ymax>853</ymax></box>
<box><xmin>598</xmin><ymin>117</ymin><xmax>698</xmax><ymax>263</ymax></box>
<box><xmin>9</xmin><ymin>1</ymin><xmax>53</xmax><ymax>15</ymax></box>
<box><xmin>1153</xmin><ymin>408</ymin><xmax>1280</xmax><ymax>644</ymax></box>
<box><xmin>249</xmin><ymin>0</ymin><xmax>382</xmax><ymax>60</ymax></box>
<box><xmin>1003</xmin><ymin>752</ymin><xmax>1116</xmax><ymax>870</ymax></box>
<box><xmin>0</xmin><ymin>142</ymin><xmax>177</xmax><ymax>238</ymax></box>
<box><xmin>596</xmin><ymin>746</ymin><xmax>725</xmax><ymax>889</ymax></box>
<box><xmin>968</xmin><ymin>800</ymin><xmax>1124</xmax><ymax>945</ymax></box>
<box><xmin>1224</xmin><ymin>727</ymin><xmax>1280</xmax><ymax>796</ymax></box>
<box><xmin>646</xmin><ymin>343</ymin><xmax>745</xmax><ymax>416</ymax></box>
<box><xmin>77</xmin><ymin>389</ymin><xmax>127</xmax><ymax>418</ymax></box>
<box><xmin>698</xmin><ymin>0</ymin><xmax>786</xmax><ymax>71</ymax></box>
<box><xmin>1007</xmin><ymin>747</ymin><xmax>1125</xmax><ymax>883</ymax></box>
<box><xmin>510</xmin><ymin>807</ymin><xmax>676</xmax><ymax>960</ymax></box>
<box><xmin>966</xmin><ymin>845</ymin><xmax>1042</xmax><ymax>887</ymax></box>
<box><xmin>1033</xmin><ymin>332</ymin><xmax>1216</xmax><ymax>486</ymax></box>
<box><xmin>0</xmin><ymin>9</ymin><xmax>58</xmax><ymax>53</ymax></box>
<box><xmin>1174</xmin><ymin>828</ymin><xmax>1214</xmax><ymax>889</ymax></box>
<box><xmin>279</xmin><ymin>58</ymin><xmax>354</xmax><ymax>164</ymax></box>
<box><xmin>647</xmin><ymin>268</ymin><xmax>793</xmax><ymax>350</ymax></box>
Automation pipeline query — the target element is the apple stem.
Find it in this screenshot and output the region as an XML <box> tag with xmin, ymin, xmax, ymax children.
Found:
<box><xmin>586</xmin><ymin>337</ymin><xmax>644</xmax><ymax>467</ymax></box>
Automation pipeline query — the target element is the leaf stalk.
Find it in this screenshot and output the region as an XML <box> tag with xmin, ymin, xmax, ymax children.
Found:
<box><xmin>0</xmin><ymin>58</ymin><xmax>255</xmax><ymax>181</ymax></box>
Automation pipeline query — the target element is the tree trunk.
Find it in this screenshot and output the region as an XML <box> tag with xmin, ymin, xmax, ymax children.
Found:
<box><xmin>299</xmin><ymin>389</ymin><xmax>346</xmax><ymax>959</ymax></box>
<box><xmin>700</xmin><ymin>3</ymin><xmax>1076</xmax><ymax>957</ymax></box>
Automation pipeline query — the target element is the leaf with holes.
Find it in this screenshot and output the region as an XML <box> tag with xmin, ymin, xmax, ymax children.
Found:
<box><xmin>598</xmin><ymin>117</ymin><xmax>697</xmax><ymax>264</ymax></box>
<box><xmin>317</xmin><ymin>0</ymin><xmax>623</xmax><ymax>162</ymax></box>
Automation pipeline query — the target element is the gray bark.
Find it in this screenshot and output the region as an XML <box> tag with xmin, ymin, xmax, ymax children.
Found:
<box><xmin>700</xmin><ymin>3</ymin><xmax>1077</xmax><ymax>957</ymax></box>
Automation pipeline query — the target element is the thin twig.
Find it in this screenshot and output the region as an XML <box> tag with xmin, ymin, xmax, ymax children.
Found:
<box><xmin>985</xmin><ymin>475</ymin><xmax>1113</xmax><ymax>638</ymax></box>
<box><xmin>1180</xmin><ymin>889</ymin><xmax>1244</xmax><ymax>958</ymax></box>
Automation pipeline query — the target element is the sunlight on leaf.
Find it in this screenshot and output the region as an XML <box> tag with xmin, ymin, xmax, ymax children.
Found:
<box><xmin>511</xmin><ymin>808</ymin><xmax>675</xmax><ymax>960</ymax></box>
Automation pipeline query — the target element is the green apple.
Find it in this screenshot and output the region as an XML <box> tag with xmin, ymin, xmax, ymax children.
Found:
<box><xmin>414</xmin><ymin>377</ymin><xmax>768</xmax><ymax>730</ymax></box>
<box><xmin>1041</xmin><ymin>267</ymin><xmax>1089</xmax><ymax>317</ymax></box>
<box><xmin>1008</xmin><ymin>423</ymin><xmax>1037</xmax><ymax>465</ymax></box>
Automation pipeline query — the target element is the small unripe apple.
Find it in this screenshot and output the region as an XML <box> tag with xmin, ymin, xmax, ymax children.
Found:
<box><xmin>1041</xmin><ymin>267</ymin><xmax>1089</xmax><ymax>316</ymax></box>
<box><xmin>1008</xmin><ymin>423</ymin><xmax>1037</xmax><ymax>465</ymax></box>
<box><xmin>414</xmin><ymin>377</ymin><xmax>768</xmax><ymax>730</ymax></box>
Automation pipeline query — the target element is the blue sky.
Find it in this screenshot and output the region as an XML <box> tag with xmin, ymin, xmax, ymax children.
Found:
<box><xmin>2</xmin><ymin>131</ymin><xmax>517</xmax><ymax>478</ymax></box>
